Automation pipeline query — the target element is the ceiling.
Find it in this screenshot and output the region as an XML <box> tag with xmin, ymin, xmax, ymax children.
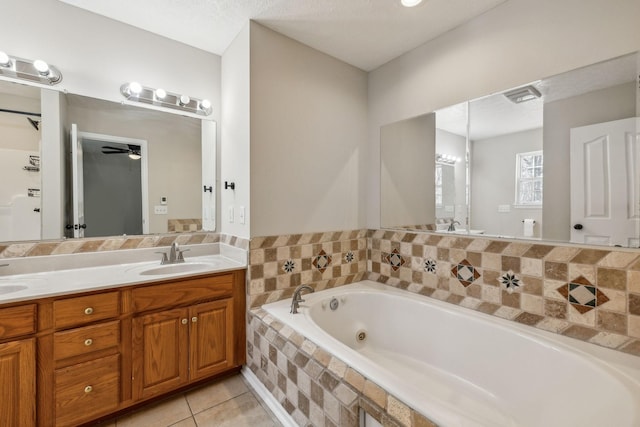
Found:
<box><xmin>57</xmin><ymin>0</ymin><xmax>507</xmax><ymax>71</ymax></box>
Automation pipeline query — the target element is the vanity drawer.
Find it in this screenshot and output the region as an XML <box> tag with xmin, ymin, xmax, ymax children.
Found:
<box><xmin>54</xmin><ymin>292</ymin><xmax>119</xmax><ymax>329</ymax></box>
<box><xmin>54</xmin><ymin>354</ymin><xmax>120</xmax><ymax>427</ymax></box>
<box><xmin>132</xmin><ymin>274</ymin><xmax>233</xmax><ymax>313</ymax></box>
<box><xmin>54</xmin><ymin>320</ymin><xmax>120</xmax><ymax>361</ymax></box>
<box><xmin>0</xmin><ymin>304</ymin><xmax>36</xmax><ymax>340</ymax></box>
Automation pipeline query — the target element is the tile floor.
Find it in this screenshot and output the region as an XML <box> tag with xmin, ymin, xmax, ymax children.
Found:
<box><xmin>98</xmin><ymin>374</ymin><xmax>283</xmax><ymax>427</ymax></box>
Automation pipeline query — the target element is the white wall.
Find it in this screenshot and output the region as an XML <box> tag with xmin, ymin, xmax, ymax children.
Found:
<box><xmin>221</xmin><ymin>25</ymin><xmax>251</xmax><ymax>239</ymax></box>
<box><xmin>249</xmin><ymin>23</ymin><xmax>368</xmax><ymax>236</ymax></box>
<box><xmin>380</xmin><ymin>114</ymin><xmax>435</xmax><ymax>228</ymax></box>
<box><xmin>367</xmin><ymin>0</ymin><xmax>640</xmax><ymax>228</ymax></box>
<box><xmin>471</xmin><ymin>128</ymin><xmax>543</xmax><ymax>237</ymax></box>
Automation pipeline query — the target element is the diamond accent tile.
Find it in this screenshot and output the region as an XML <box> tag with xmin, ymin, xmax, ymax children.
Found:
<box><xmin>451</xmin><ymin>259</ymin><xmax>480</xmax><ymax>287</ymax></box>
<box><xmin>424</xmin><ymin>258</ymin><xmax>437</xmax><ymax>274</ymax></box>
<box><xmin>384</xmin><ymin>249</ymin><xmax>405</xmax><ymax>271</ymax></box>
<box><xmin>557</xmin><ymin>275</ymin><xmax>610</xmax><ymax>314</ymax></box>
<box><xmin>283</xmin><ymin>259</ymin><xmax>295</xmax><ymax>273</ymax></box>
<box><xmin>499</xmin><ymin>270</ymin><xmax>521</xmax><ymax>293</ymax></box>
<box><xmin>312</xmin><ymin>250</ymin><xmax>332</xmax><ymax>273</ymax></box>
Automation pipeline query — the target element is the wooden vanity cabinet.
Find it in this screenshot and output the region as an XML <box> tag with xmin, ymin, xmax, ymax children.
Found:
<box><xmin>27</xmin><ymin>267</ymin><xmax>245</xmax><ymax>427</ymax></box>
<box><xmin>131</xmin><ymin>273</ymin><xmax>241</xmax><ymax>401</ymax></box>
<box><xmin>0</xmin><ymin>303</ymin><xmax>37</xmax><ymax>427</ymax></box>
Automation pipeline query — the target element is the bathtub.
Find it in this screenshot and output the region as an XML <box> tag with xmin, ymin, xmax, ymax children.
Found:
<box><xmin>262</xmin><ymin>280</ymin><xmax>640</xmax><ymax>427</ymax></box>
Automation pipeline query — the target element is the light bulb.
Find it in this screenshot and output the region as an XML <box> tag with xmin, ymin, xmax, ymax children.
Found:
<box><xmin>33</xmin><ymin>59</ymin><xmax>50</xmax><ymax>75</ymax></box>
<box><xmin>129</xmin><ymin>152</ymin><xmax>141</xmax><ymax>160</ymax></box>
<box><xmin>129</xmin><ymin>82</ymin><xmax>143</xmax><ymax>95</ymax></box>
<box><xmin>200</xmin><ymin>99</ymin><xmax>211</xmax><ymax>110</ymax></box>
<box><xmin>154</xmin><ymin>88</ymin><xmax>167</xmax><ymax>100</ymax></box>
<box><xmin>179</xmin><ymin>95</ymin><xmax>191</xmax><ymax>106</ymax></box>
<box><xmin>401</xmin><ymin>0</ymin><xmax>423</xmax><ymax>7</ymax></box>
<box><xmin>0</xmin><ymin>51</ymin><xmax>10</xmax><ymax>67</ymax></box>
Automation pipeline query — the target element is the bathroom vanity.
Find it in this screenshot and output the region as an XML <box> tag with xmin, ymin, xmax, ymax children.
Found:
<box><xmin>0</xmin><ymin>256</ymin><xmax>246</xmax><ymax>427</ymax></box>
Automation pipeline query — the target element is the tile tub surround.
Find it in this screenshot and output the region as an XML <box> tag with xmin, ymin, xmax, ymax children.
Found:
<box><xmin>248</xmin><ymin>230</ymin><xmax>368</xmax><ymax>308</ymax></box>
<box><xmin>0</xmin><ymin>232</ymin><xmax>249</xmax><ymax>258</ymax></box>
<box><xmin>367</xmin><ymin>229</ymin><xmax>640</xmax><ymax>357</ymax></box>
<box><xmin>247</xmin><ymin>308</ymin><xmax>437</xmax><ymax>427</ymax></box>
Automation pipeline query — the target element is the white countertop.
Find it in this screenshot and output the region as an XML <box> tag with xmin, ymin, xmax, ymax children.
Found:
<box><xmin>0</xmin><ymin>243</ymin><xmax>246</xmax><ymax>304</ymax></box>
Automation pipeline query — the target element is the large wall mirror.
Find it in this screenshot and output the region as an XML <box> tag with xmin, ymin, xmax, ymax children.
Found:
<box><xmin>0</xmin><ymin>79</ymin><xmax>216</xmax><ymax>242</ymax></box>
<box><xmin>381</xmin><ymin>50</ymin><xmax>640</xmax><ymax>248</ymax></box>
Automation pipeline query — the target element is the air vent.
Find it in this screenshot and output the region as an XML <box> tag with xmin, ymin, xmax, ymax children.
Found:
<box><xmin>503</xmin><ymin>85</ymin><xmax>541</xmax><ymax>103</ymax></box>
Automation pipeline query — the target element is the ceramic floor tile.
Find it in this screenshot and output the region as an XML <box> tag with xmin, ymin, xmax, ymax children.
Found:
<box><xmin>116</xmin><ymin>394</ymin><xmax>192</xmax><ymax>427</ymax></box>
<box><xmin>170</xmin><ymin>417</ymin><xmax>197</xmax><ymax>427</ymax></box>
<box><xmin>194</xmin><ymin>391</ymin><xmax>277</xmax><ymax>427</ymax></box>
<box><xmin>186</xmin><ymin>374</ymin><xmax>249</xmax><ymax>414</ymax></box>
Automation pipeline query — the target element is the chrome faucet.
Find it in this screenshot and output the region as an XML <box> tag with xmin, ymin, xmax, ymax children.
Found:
<box><xmin>448</xmin><ymin>220</ymin><xmax>460</xmax><ymax>232</ymax></box>
<box><xmin>156</xmin><ymin>242</ymin><xmax>189</xmax><ymax>265</ymax></box>
<box><xmin>290</xmin><ymin>284</ymin><xmax>314</xmax><ymax>314</ymax></box>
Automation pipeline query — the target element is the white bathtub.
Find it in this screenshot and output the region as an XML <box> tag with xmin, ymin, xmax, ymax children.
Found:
<box><xmin>262</xmin><ymin>281</ymin><xmax>640</xmax><ymax>427</ymax></box>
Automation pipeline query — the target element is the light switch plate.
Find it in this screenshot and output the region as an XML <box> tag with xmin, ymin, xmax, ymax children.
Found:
<box><xmin>154</xmin><ymin>205</ymin><xmax>168</xmax><ymax>215</ymax></box>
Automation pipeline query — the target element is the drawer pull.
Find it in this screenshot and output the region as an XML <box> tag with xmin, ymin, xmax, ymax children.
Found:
<box><xmin>181</xmin><ymin>318</ymin><xmax>188</xmax><ymax>325</ymax></box>
<box><xmin>84</xmin><ymin>307</ymin><xmax>94</xmax><ymax>315</ymax></box>
<box><xmin>84</xmin><ymin>338</ymin><xmax>93</xmax><ymax>346</ymax></box>
<box><xmin>84</xmin><ymin>385</ymin><xmax>93</xmax><ymax>394</ymax></box>
<box><xmin>191</xmin><ymin>316</ymin><xmax>198</xmax><ymax>323</ymax></box>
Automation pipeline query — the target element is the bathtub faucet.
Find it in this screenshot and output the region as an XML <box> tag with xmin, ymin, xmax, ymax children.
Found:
<box><xmin>290</xmin><ymin>284</ymin><xmax>314</xmax><ymax>314</ymax></box>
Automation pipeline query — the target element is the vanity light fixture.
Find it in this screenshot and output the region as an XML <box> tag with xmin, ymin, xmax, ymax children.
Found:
<box><xmin>0</xmin><ymin>51</ymin><xmax>62</xmax><ymax>85</ymax></box>
<box><xmin>436</xmin><ymin>153</ymin><xmax>461</xmax><ymax>165</ymax></box>
<box><xmin>120</xmin><ymin>82</ymin><xmax>212</xmax><ymax>116</ymax></box>
<box><xmin>401</xmin><ymin>0</ymin><xmax>423</xmax><ymax>7</ymax></box>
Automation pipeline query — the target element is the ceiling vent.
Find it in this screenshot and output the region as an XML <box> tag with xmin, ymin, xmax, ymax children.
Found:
<box><xmin>503</xmin><ymin>85</ymin><xmax>541</xmax><ymax>103</ymax></box>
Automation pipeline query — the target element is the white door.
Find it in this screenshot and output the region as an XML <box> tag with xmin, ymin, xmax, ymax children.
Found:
<box><xmin>71</xmin><ymin>124</ymin><xmax>85</xmax><ymax>238</ymax></box>
<box><xmin>570</xmin><ymin>117</ymin><xmax>640</xmax><ymax>247</ymax></box>
<box><xmin>201</xmin><ymin>120</ymin><xmax>216</xmax><ymax>231</ymax></box>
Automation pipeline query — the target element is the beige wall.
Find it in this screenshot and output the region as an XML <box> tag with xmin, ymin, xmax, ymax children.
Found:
<box><xmin>2</xmin><ymin>0</ymin><xmax>222</xmax><ymax>236</ymax></box>
<box><xmin>249</xmin><ymin>23</ymin><xmax>368</xmax><ymax>236</ymax></box>
<box><xmin>380</xmin><ymin>113</ymin><xmax>435</xmax><ymax>228</ymax></box>
<box><xmin>221</xmin><ymin>24</ymin><xmax>251</xmax><ymax>239</ymax></box>
<box><xmin>367</xmin><ymin>0</ymin><xmax>640</xmax><ymax>229</ymax></box>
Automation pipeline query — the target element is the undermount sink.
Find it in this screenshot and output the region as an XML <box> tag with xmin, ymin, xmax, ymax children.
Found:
<box><xmin>0</xmin><ymin>284</ymin><xmax>28</xmax><ymax>295</ymax></box>
<box><xmin>134</xmin><ymin>262</ymin><xmax>219</xmax><ymax>276</ymax></box>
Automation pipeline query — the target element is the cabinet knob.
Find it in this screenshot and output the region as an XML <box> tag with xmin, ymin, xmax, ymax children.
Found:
<box><xmin>84</xmin><ymin>338</ymin><xmax>93</xmax><ymax>346</ymax></box>
<box><xmin>181</xmin><ymin>318</ymin><xmax>188</xmax><ymax>325</ymax></box>
<box><xmin>84</xmin><ymin>307</ymin><xmax>94</xmax><ymax>315</ymax></box>
<box><xmin>84</xmin><ymin>385</ymin><xmax>93</xmax><ymax>394</ymax></box>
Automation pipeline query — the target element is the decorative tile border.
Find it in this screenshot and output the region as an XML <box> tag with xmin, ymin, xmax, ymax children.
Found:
<box><xmin>167</xmin><ymin>218</ymin><xmax>202</xmax><ymax>232</ymax></box>
<box><xmin>247</xmin><ymin>309</ymin><xmax>437</xmax><ymax>427</ymax></box>
<box><xmin>0</xmin><ymin>232</ymin><xmax>249</xmax><ymax>258</ymax></box>
<box><xmin>366</xmin><ymin>228</ymin><xmax>640</xmax><ymax>357</ymax></box>
<box><xmin>248</xmin><ymin>230</ymin><xmax>368</xmax><ymax>308</ymax></box>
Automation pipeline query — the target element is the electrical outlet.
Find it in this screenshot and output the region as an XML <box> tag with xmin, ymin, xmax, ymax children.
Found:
<box><xmin>154</xmin><ymin>205</ymin><xmax>168</xmax><ymax>215</ymax></box>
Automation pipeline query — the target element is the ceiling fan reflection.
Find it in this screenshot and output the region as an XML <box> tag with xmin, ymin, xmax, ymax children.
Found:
<box><xmin>101</xmin><ymin>144</ymin><xmax>141</xmax><ymax>160</ymax></box>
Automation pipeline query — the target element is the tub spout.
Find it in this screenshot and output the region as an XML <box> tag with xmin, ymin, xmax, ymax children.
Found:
<box><xmin>290</xmin><ymin>284</ymin><xmax>314</xmax><ymax>314</ymax></box>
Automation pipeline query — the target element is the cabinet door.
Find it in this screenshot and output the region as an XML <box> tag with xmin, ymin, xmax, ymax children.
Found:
<box><xmin>189</xmin><ymin>299</ymin><xmax>234</xmax><ymax>381</ymax></box>
<box><xmin>0</xmin><ymin>338</ymin><xmax>35</xmax><ymax>427</ymax></box>
<box><xmin>132</xmin><ymin>308</ymin><xmax>188</xmax><ymax>400</ymax></box>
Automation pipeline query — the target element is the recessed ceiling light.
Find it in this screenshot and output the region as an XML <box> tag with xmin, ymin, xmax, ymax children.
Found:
<box><xmin>401</xmin><ymin>0</ymin><xmax>423</xmax><ymax>7</ymax></box>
